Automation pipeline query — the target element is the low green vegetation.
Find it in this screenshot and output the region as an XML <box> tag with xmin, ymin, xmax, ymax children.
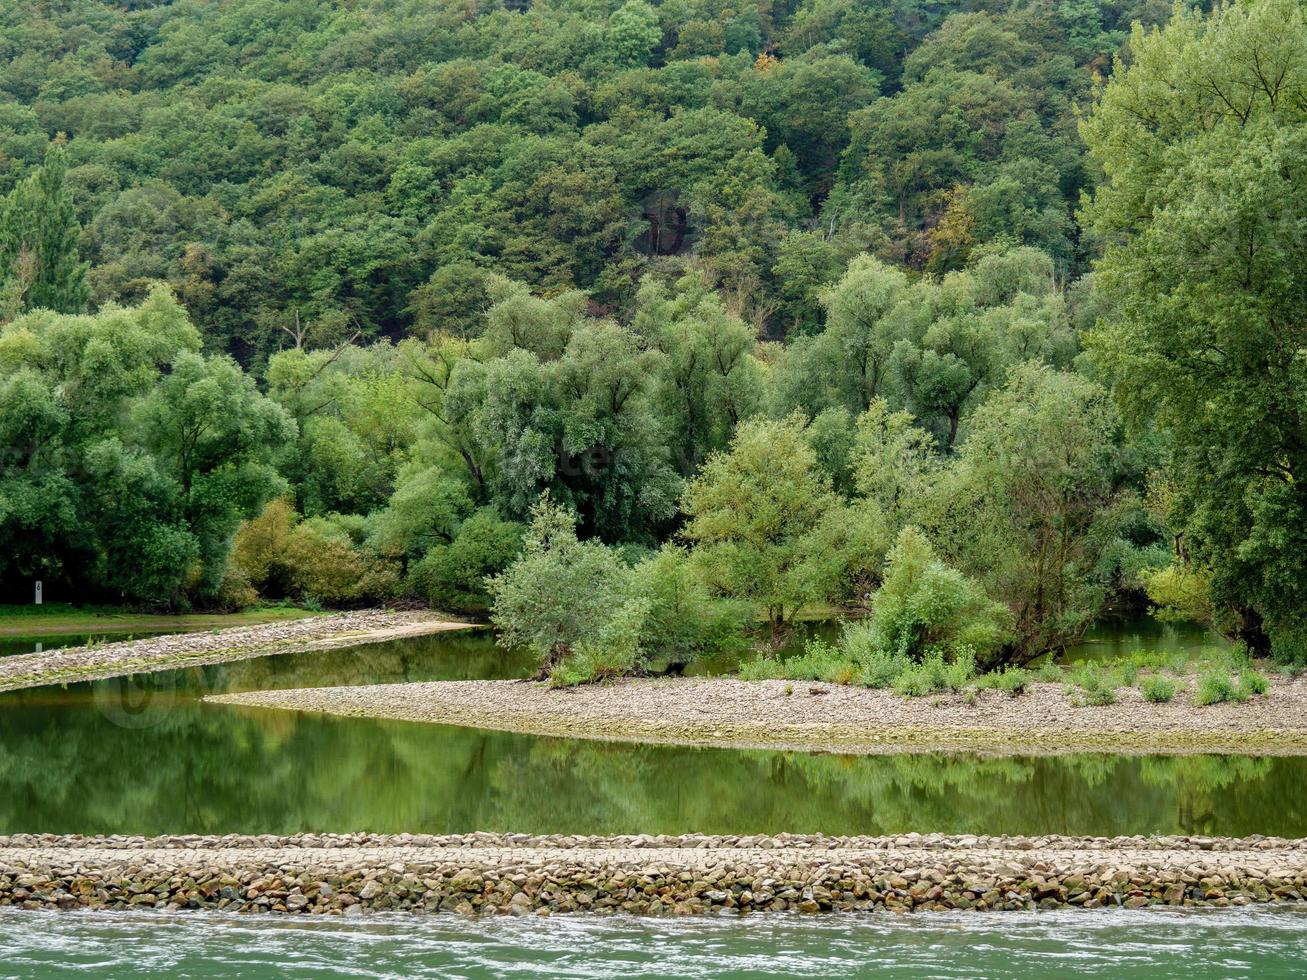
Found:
<box><xmin>1138</xmin><ymin>675</ymin><xmax>1177</xmax><ymax>704</ymax></box>
<box><xmin>739</xmin><ymin>636</ymin><xmax>1275</xmax><ymax>709</ymax></box>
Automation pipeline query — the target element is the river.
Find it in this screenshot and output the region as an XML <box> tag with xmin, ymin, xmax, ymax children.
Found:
<box><xmin>0</xmin><ymin>619</ymin><xmax>1301</xmax><ymax>978</ymax></box>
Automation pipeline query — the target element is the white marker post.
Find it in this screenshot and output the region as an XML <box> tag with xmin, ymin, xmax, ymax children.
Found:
<box><xmin>34</xmin><ymin>580</ymin><xmax>42</xmax><ymax>605</ymax></box>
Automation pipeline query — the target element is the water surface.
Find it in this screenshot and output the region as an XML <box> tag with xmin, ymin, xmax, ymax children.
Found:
<box><xmin>0</xmin><ymin>630</ymin><xmax>1302</xmax><ymax>837</ymax></box>
<box><xmin>1</xmin><ymin>907</ymin><xmax>1305</xmax><ymax>978</ymax></box>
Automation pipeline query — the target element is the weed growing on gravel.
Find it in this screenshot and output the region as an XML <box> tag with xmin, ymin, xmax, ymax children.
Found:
<box><xmin>975</xmin><ymin>666</ymin><xmax>1029</xmax><ymax>697</ymax></box>
<box><xmin>1035</xmin><ymin>660</ymin><xmax>1064</xmax><ymax>683</ymax></box>
<box><xmin>1066</xmin><ymin>663</ymin><xmax>1118</xmax><ymax>707</ymax></box>
<box><xmin>1194</xmin><ymin>670</ymin><xmax>1242</xmax><ymax>706</ymax></box>
<box><xmin>1238</xmin><ymin>668</ymin><xmax>1269</xmax><ymax>697</ymax></box>
<box><xmin>1139</xmin><ymin>674</ymin><xmax>1177</xmax><ymax>703</ymax></box>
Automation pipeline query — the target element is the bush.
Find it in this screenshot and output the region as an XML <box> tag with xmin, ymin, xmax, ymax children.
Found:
<box><xmin>409</xmin><ymin>507</ymin><xmax>524</xmax><ymax>612</ymax></box>
<box><xmin>866</xmin><ymin>528</ymin><xmax>1012</xmax><ymax>667</ymax></box>
<box><xmin>891</xmin><ymin>649</ymin><xmax>974</xmax><ymax>697</ymax></box>
<box><xmin>548</xmin><ymin>600</ymin><xmax>649</xmax><ymax>688</ymax></box>
<box><xmin>285</xmin><ymin>522</ymin><xmax>401</xmax><ymax>605</ymax></box>
<box><xmin>1138</xmin><ymin>674</ymin><xmax>1177</xmax><ymax>703</ymax></box>
<box><xmin>1035</xmin><ymin>660</ymin><xmax>1063</xmax><ymax>683</ymax></box>
<box><xmin>739</xmin><ymin>640</ymin><xmax>845</xmax><ymax>683</ymax></box>
<box><xmin>232</xmin><ymin>497</ymin><xmax>400</xmax><ymax>606</ymax></box>
<box><xmin>836</xmin><ymin>619</ymin><xmax>907</xmax><ymax>687</ymax></box>
<box><xmin>489</xmin><ymin>495</ymin><xmax>647</xmax><ymax>678</ymax></box>
<box><xmin>1238</xmin><ymin>668</ymin><xmax>1269</xmax><ymax>697</ymax></box>
<box><xmin>1194</xmin><ymin>670</ymin><xmax>1242</xmax><ymax>706</ymax></box>
<box><xmin>633</xmin><ymin>545</ymin><xmax>749</xmax><ymax>668</ymax></box>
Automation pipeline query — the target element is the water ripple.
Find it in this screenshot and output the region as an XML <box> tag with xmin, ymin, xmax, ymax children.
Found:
<box><xmin>2</xmin><ymin>907</ymin><xmax>1307</xmax><ymax>979</ymax></box>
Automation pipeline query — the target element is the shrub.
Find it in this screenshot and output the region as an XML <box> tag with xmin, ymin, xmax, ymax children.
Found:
<box><xmin>740</xmin><ymin>640</ymin><xmax>846</xmax><ymax>684</ymax></box>
<box><xmin>865</xmin><ymin>528</ymin><xmax>1012</xmax><ymax>667</ymax></box>
<box><xmin>489</xmin><ymin>495</ymin><xmax>647</xmax><ymax>678</ymax></box>
<box><xmin>1194</xmin><ymin>670</ymin><xmax>1242</xmax><ymax>706</ymax></box>
<box><xmin>549</xmin><ymin>599</ymin><xmax>649</xmax><ymax>688</ymax></box>
<box><xmin>891</xmin><ymin>649</ymin><xmax>974</xmax><ymax>697</ymax></box>
<box><xmin>1035</xmin><ymin>660</ymin><xmax>1064</xmax><ymax>683</ymax></box>
<box><xmin>285</xmin><ymin>522</ymin><xmax>401</xmax><ymax>605</ymax></box>
<box><xmin>1238</xmin><ymin>668</ymin><xmax>1269</xmax><ymax>697</ymax></box>
<box><xmin>409</xmin><ymin>507</ymin><xmax>524</xmax><ymax>612</ymax></box>
<box><xmin>1066</xmin><ymin>663</ymin><xmax>1117</xmax><ymax>706</ymax></box>
<box><xmin>633</xmin><ymin>545</ymin><xmax>749</xmax><ymax>667</ymax></box>
<box><xmin>891</xmin><ymin>662</ymin><xmax>934</xmax><ymax>697</ymax></box>
<box><xmin>1138</xmin><ymin>674</ymin><xmax>1177</xmax><ymax>703</ymax></box>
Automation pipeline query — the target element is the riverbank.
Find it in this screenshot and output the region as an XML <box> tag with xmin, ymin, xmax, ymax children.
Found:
<box><xmin>2</xmin><ymin>833</ymin><xmax>1304</xmax><ymax>915</ymax></box>
<box><xmin>0</xmin><ymin>611</ymin><xmax>473</xmax><ymax>693</ymax></box>
<box><xmin>209</xmin><ymin>675</ymin><xmax>1307</xmax><ymax>755</ymax></box>
<box><xmin>0</xmin><ymin>604</ymin><xmax>318</xmax><ymax>638</ymax></box>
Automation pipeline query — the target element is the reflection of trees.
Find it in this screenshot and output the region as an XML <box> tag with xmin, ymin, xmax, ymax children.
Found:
<box><xmin>1</xmin><ymin>679</ymin><xmax>1305</xmax><ymax>837</ymax></box>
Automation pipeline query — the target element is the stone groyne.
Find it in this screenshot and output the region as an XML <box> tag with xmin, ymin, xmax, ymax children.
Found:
<box><xmin>3</xmin><ymin>833</ymin><xmax>1305</xmax><ymax>916</ymax></box>
<box><xmin>0</xmin><ymin>611</ymin><xmax>472</xmax><ymax>694</ymax></box>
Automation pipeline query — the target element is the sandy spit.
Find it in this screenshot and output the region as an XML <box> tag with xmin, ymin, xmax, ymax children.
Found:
<box><xmin>207</xmin><ymin>675</ymin><xmax>1307</xmax><ymax>756</ymax></box>
<box><xmin>0</xmin><ymin>611</ymin><xmax>473</xmax><ymax>694</ymax></box>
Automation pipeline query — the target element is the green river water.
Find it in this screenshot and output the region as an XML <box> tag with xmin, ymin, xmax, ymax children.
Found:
<box><xmin>1</xmin><ymin>620</ymin><xmax>1304</xmax><ymax>977</ymax></box>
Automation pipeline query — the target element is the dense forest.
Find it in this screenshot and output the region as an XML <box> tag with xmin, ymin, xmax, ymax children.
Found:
<box><xmin>1</xmin><ymin>0</ymin><xmax>1304</xmax><ymax>675</ymax></box>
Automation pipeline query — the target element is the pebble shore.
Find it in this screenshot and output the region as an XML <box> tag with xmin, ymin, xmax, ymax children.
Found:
<box><xmin>209</xmin><ymin>675</ymin><xmax>1307</xmax><ymax>755</ymax></box>
<box><xmin>2</xmin><ymin>833</ymin><xmax>1305</xmax><ymax>916</ymax></box>
<box><xmin>0</xmin><ymin>611</ymin><xmax>470</xmax><ymax>694</ymax></box>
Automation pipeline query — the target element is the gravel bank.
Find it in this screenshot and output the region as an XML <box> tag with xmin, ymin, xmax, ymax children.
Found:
<box><xmin>2</xmin><ymin>833</ymin><xmax>1304</xmax><ymax>916</ymax></box>
<box><xmin>0</xmin><ymin>611</ymin><xmax>471</xmax><ymax>693</ymax></box>
<box><xmin>208</xmin><ymin>675</ymin><xmax>1307</xmax><ymax>755</ymax></box>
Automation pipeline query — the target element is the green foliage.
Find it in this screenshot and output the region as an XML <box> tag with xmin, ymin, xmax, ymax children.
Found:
<box><xmin>940</xmin><ymin>362</ymin><xmax>1126</xmax><ymax>658</ymax></box>
<box><xmin>1238</xmin><ymin>668</ymin><xmax>1270</xmax><ymax>698</ymax></box>
<box><xmin>1138</xmin><ymin>674</ymin><xmax>1177</xmax><ymax>703</ymax></box>
<box><xmin>1066</xmin><ymin>663</ymin><xmax>1118</xmax><ymax>706</ymax></box>
<box><xmin>488</xmin><ymin>495</ymin><xmax>647</xmax><ymax>673</ymax></box>
<box><xmin>1083</xmin><ymin>0</ymin><xmax>1307</xmax><ymax>659</ymax></box>
<box><xmin>864</xmin><ymin>527</ymin><xmax>1011</xmax><ymax>667</ymax></box>
<box><xmin>0</xmin><ymin>143</ymin><xmax>89</xmax><ymax>318</ymax></box>
<box><xmin>680</xmin><ymin>414</ymin><xmax>840</xmax><ymax>637</ymax></box>
<box><xmin>408</xmin><ymin>508</ymin><xmax>524</xmax><ymax>614</ymax></box>
<box><xmin>975</xmin><ymin>666</ymin><xmax>1029</xmax><ymax>696</ymax></box>
<box><xmin>632</xmin><ymin>545</ymin><xmax>749</xmax><ymax>667</ymax></box>
<box><xmin>1194</xmin><ymin>670</ymin><xmax>1242</xmax><ymax>707</ymax></box>
<box><xmin>231</xmin><ymin>497</ymin><xmax>399</xmax><ymax>607</ymax></box>
<box><xmin>891</xmin><ymin>649</ymin><xmax>975</xmax><ymax>697</ymax></box>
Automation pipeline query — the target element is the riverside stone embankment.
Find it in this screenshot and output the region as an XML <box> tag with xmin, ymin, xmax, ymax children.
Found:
<box><xmin>0</xmin><ymin>611</ymin><xmax>471</xmax><ymax>694</ymax></box>
<box><xmin>209</xmin><ymin>675</ymin><xmax>1307</xmax><ymax>755</ymax></box>
<box><xmin>2</xmin><ymin>834</ymin><xmax>1305</xmax><ymax>916</ymax></box>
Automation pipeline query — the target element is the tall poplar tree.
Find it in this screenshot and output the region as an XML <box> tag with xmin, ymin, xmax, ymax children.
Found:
<box><xmin>0</xmin><ymin>142</ymin><xmax>90</xmax><ymax>318</ymax></box>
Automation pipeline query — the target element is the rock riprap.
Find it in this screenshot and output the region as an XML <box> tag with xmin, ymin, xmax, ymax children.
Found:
<box><xmin>2</xmin><ymin>833</ymin><xmax>1305</xmax><ymax>915</ymax></box>
<box><xmin>0</xmin><ymin>611</ymin><xmax>470</xmax><ymax>693</ymax></box>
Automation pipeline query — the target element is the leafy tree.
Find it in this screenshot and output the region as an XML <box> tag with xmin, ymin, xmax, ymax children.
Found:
<box><xmin>864</xmin><ymin>526</ymin><xmax>1011</xmax><ymax>667</ymax></box>
<box><xmin>938</xmin><ymin>362</ymin><xmax>1124</xmax><ymax>657</ymax></box>
<box><xmin>488</xmin><ymin>494</ymin><xmax>648</xmax><ymax>675</ymax></box>
<box><xmin>1082</xmin><ymin>0</ymin><xmax>1307</xmax><ymax>658</ymax></box>
<box><xmin>680</xmin><ymin>414</ymin><xmax>840</xmax><ymax>639</ymax></box>
<box><xmin>0</xmin><ymin>142</ymin><xmax>89</xmax><ymax>318</ymax></box>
